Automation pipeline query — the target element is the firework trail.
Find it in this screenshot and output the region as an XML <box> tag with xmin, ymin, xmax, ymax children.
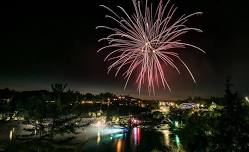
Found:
<box><xmin>96</xmin><ymin>0</ymin><xmax>205</xmax><ymax>95</ymax></box>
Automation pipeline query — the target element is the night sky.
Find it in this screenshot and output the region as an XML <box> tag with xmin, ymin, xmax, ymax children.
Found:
<box><xmin>0</xmin><ymin>0</ymin><xmax>248</xmax><ymax>99</ymax></box>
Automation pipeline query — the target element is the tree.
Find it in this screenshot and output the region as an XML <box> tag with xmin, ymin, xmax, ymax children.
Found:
<box><xmin>48</xmin><ymin>83</ymin><xmax>81</xmax><ymax>140</ymax></box>
<box><xmin>212</xmin><ymin>78</ymin><xmax>249</xmax><ymax>151</ymax></box>
<box><xmin>84</xmin><ymin>93</ymin><xmax>94</xmax><ymax>101</ymax></box>
<box><xmin>22</xmin><ymin>94</ymin><xmax>48</xmax><ymax>138</ymax></box>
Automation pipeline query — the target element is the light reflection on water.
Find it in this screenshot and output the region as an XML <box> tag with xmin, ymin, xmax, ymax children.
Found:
<box><xmin>116</xmin><ymin>139</ymin><xmax>125</xmax><ymax>152</ymax></box>
<box><xmin>161</xmin><ymin>130</ymin><xmax>170</xmax><ymax>146</ymax></box>
<box><xmin>175</xmin><ymin>134</ymin><xmax>181</xmax><ymax>147</ymax></box>
<box><xmin>97</xmin><ymin>131</ymin><xmax>101</xmax><ymax>144</ymax></box>
<box><xmin>2</xmin><ymin>123</ymin><xmax>181</xmax><ymax>152</ymax></box>
<box><xmin>9</xmin><ymin>128</ymin><xmax>15</xmax><ymax>141</ymax></box>
<box><xmin>83</xmin><ymin>127</ymin><xmax>153</xmax><ymax>152</ymax></box>
<box><xmin>132</xmin><ymin>127</ymin><xmax>140</xmax><ymax>145</ymax></box>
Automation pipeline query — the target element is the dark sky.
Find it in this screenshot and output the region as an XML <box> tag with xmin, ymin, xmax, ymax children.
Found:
<box><xmin>0</xmin><ymin>0</ymin><xmax>248</xmax><ymax>99</ymax></box>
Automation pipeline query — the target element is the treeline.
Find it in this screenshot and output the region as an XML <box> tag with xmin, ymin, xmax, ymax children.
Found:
<box><xmin>168</xmin><ymin>78</ymin><xmax>249</xmax><ymax>151</ymax></box>
<box><xmin>0</xmin><ymin>87</ymin><xmax>118</xmax><ymax>105</ymax></box>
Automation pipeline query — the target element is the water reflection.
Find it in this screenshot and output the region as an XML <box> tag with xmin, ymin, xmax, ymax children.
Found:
<box><xmin>116</xmin><ymin>139</ymin><xmax>125</xmax><ymax>152</ymax></box>
<box><xmin>132</xmin><ymin>127</ymin><xmax>140</xmax><ymax>145</ymax></box>
<box><xmin>161</xmin><ymin>130</ymin><xmax>170</xmax><ymax>146</ymax></box>
<box><xmin>97</xmin><ymin>131</ymin><xmax>101</xmax><ymax>144</ymax></box>
<box><xmin>113</xmin><ymin>133</ymin><xmax>123</xmax><ymax>139</ymax></box>
<box><xmin>9</xmin><ymin>128</ymin><xmax>15</xmax><ymax>141</ymax></box>
<box><xmin>9</xmin><ymin>130</ymin><xmax>13</xmax><ymax>141</ymax></box>
<box><xmin>175</xmin><ymin>134</ymin><xmax>180</xmax><ymax>147</ymax></box>
<box><xmin>94</xmin><ymin>126</ymin><xmax>127</xmax><ymax>146</ymax></box>
<box><xmin>2</xmin><ymin>123</ymin><xmax>179</xmax><ymax>152</ymax></box>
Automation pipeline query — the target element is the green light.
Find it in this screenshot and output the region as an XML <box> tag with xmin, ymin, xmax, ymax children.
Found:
<box><xmin>174</xmin><ymin>121</ymin><xmax>179</xmax><ymax>128</ymax></box>
<box><xmin>113</xmin><ymin>133</ymin><xmax>123</xmax><ymax>138</ymax></box>
<box><xmin>175</xmin><ymin>134</ymin><xmax>180</xmax><ymax>147</ymax></box>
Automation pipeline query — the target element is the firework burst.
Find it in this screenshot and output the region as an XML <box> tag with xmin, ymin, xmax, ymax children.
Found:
<box><xmin>97</xmin><ymin>0</ymin><xmax>205</xmax><ymax>95</ymax></box>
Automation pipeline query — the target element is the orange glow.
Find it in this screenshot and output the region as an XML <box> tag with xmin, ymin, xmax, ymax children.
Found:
<box><xmin>116</xmin><ymin>139</ymin><xmax>125</xmax><ymax>152</ymax></box>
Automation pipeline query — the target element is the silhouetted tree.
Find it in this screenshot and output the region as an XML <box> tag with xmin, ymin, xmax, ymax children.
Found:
<box><xmin>48</xmin><ymin>83</ymin><xmax>81</xmax><ymax>140</ymax></box>
<box><xmin>84</xmin><ymin>93</ymin><xmax>94</xmax><ymax>101</ymax></box>
<box><xmin>213</xmin><ymin>78</ymin><xmax>249</xmax><ymax>151</ymax></box>
<box><xmin>22</xmin><ymin>94</ymin><xmax>48</xmax><ymax>138</ymax></box>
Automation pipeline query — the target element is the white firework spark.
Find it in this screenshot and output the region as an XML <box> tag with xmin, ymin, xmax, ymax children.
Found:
<box><xmin>96</xmin><ymin>0</ymin><xmax>205</xmax><ymax>95</ymax></box>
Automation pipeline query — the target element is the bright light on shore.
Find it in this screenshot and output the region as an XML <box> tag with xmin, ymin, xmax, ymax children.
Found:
<box><xmin>91</xmin><ymin>117</ymin><xmax>106</xmax><ymax>128</ymax></box>
<box><xmin>245</xmin><ymin>96</ymin><xmax>249</xmax><ymax>102</ymax></box>
<box><xmin>94</xmin><ymin>120</ymin><xmax>106</xmax><ymax>128</ymax></box>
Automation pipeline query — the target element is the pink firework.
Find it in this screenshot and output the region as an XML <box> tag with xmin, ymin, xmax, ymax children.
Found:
<box><xmin>97</xmin><ymin>0</ymin><xmax>205</xmax><ymax>95</ymax></box>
